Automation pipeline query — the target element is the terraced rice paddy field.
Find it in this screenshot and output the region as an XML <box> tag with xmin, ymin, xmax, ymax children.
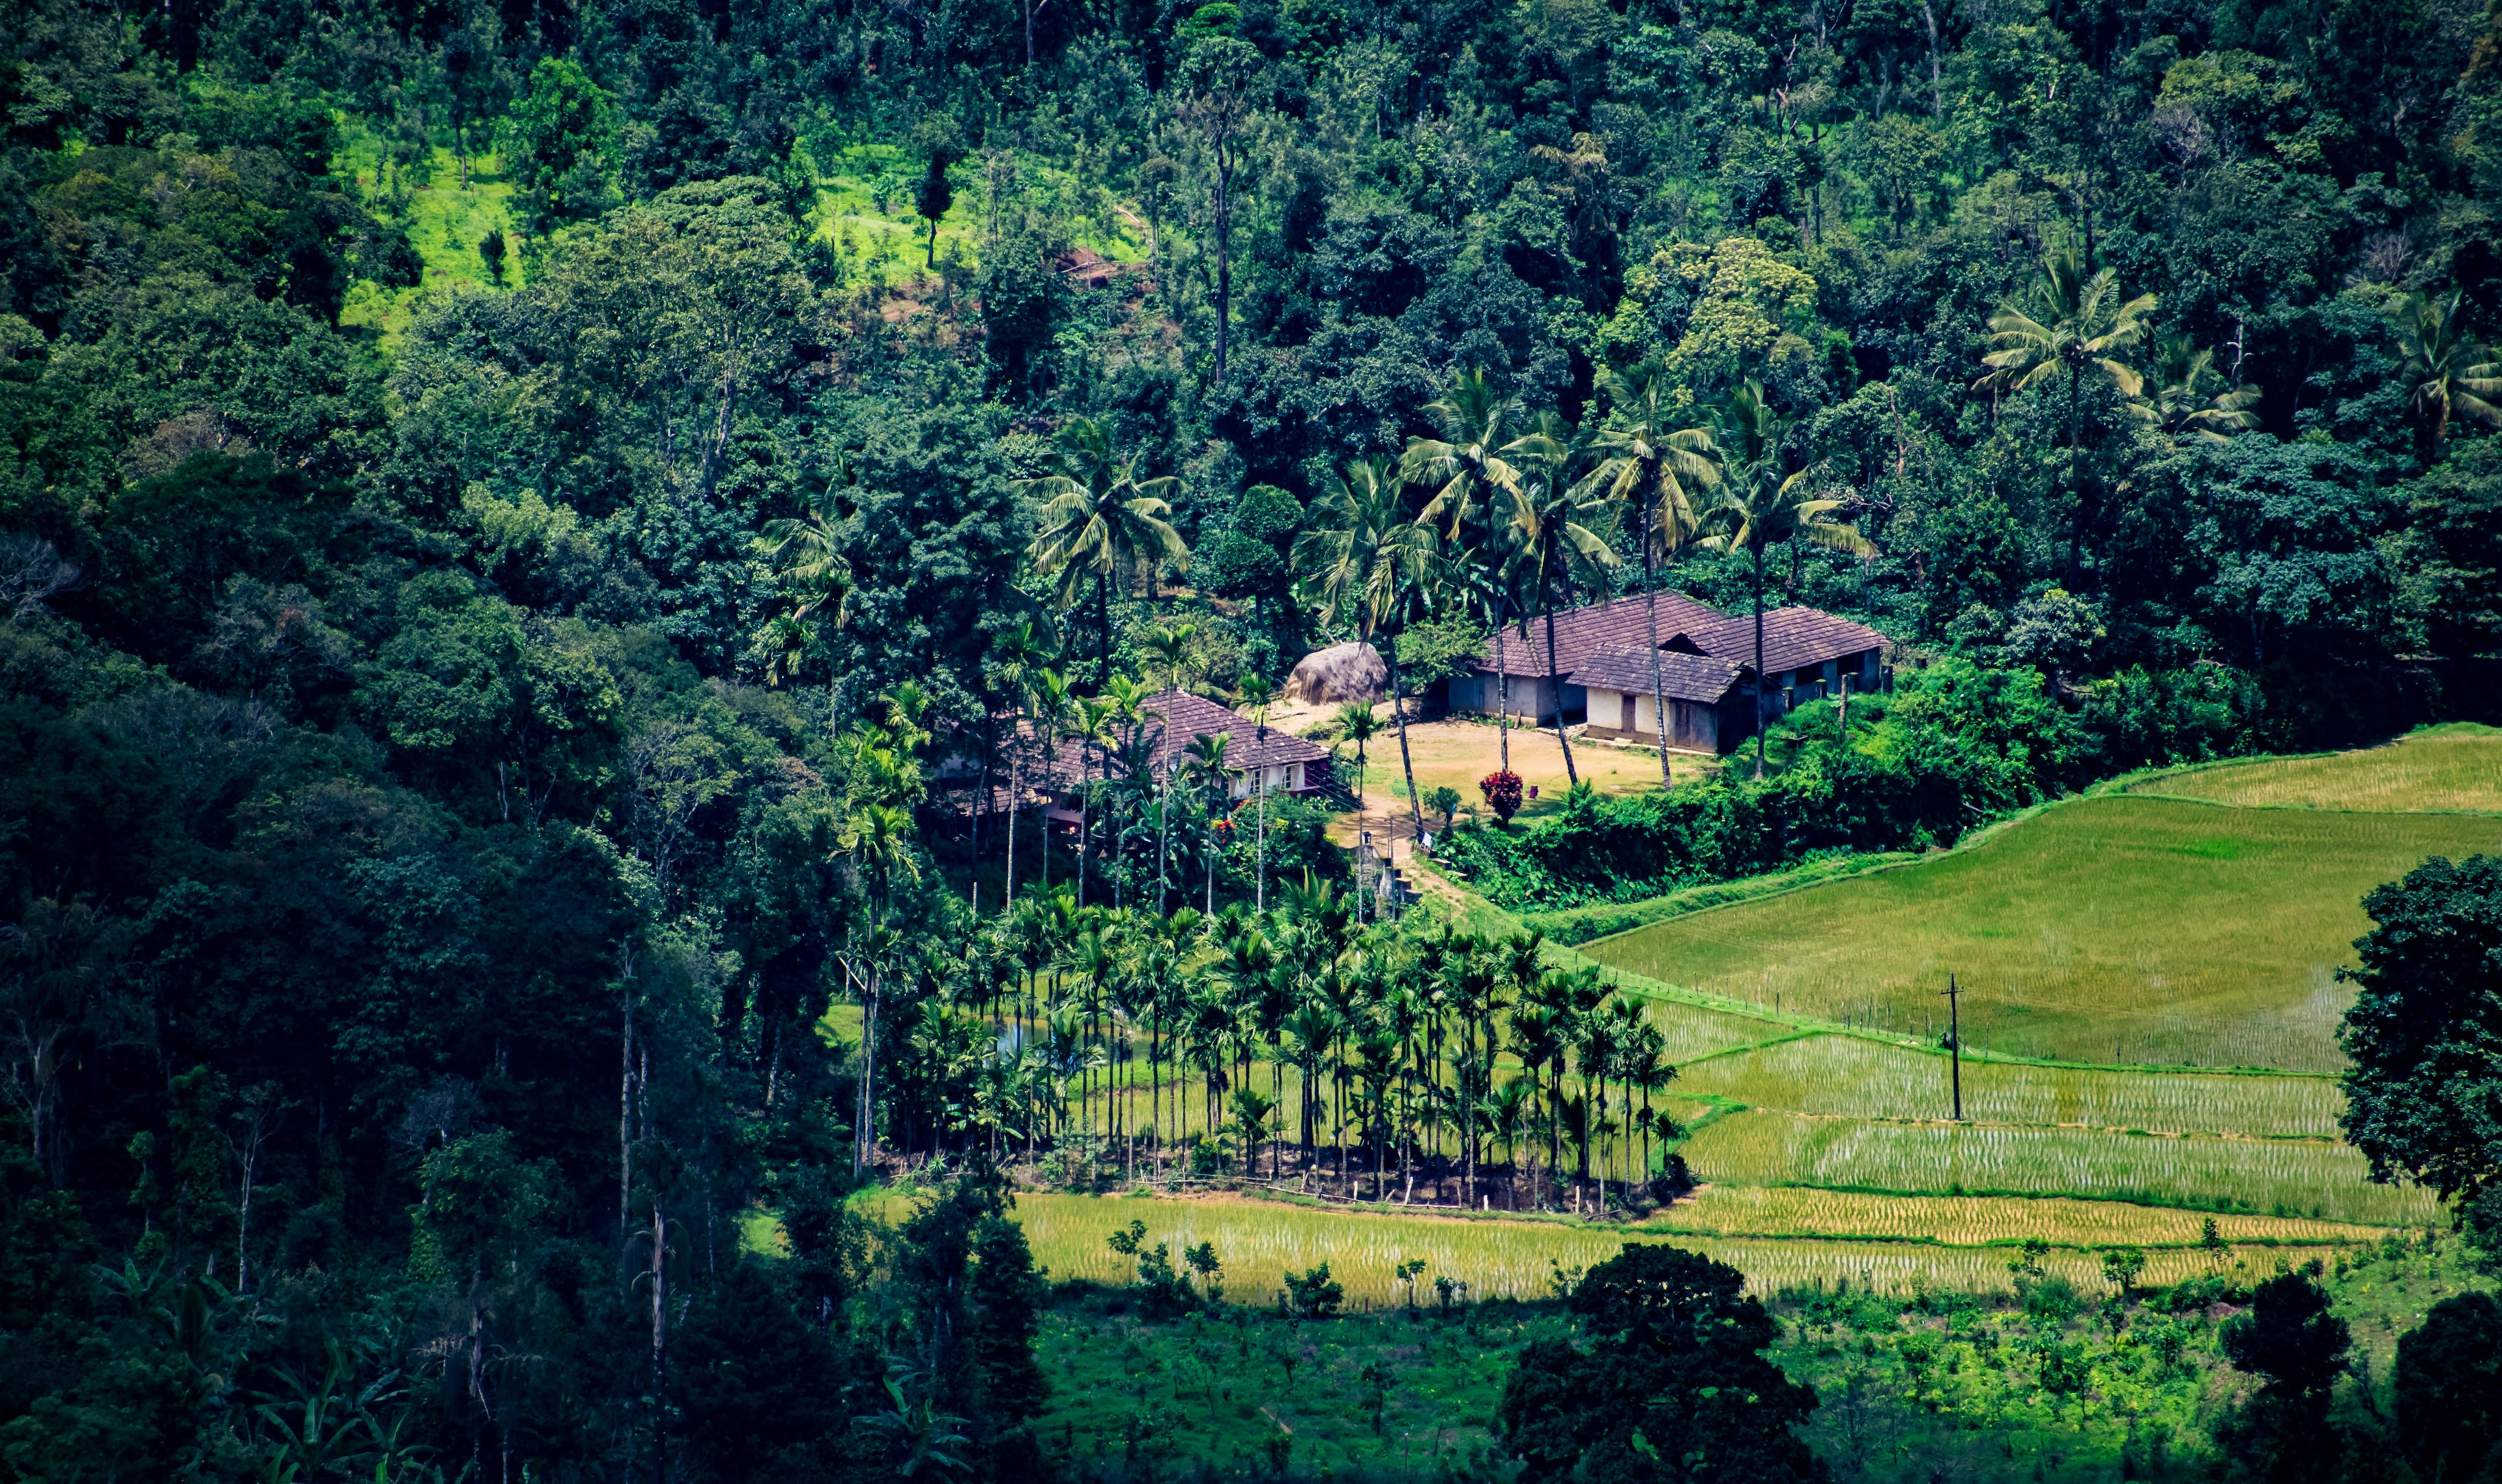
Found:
<box><xmin>1668</xmin><ymin>1033</ymin><xmax>2344</xmax><ymax>1136</ymax></box>
<box><xmin>985</xmin><ymin>729</ymin><xmax>2501</xmax><ymax>1302</ymax></box>
<box><xmin>1584</xmin><ymin>795</ymin><xmax>2502</xmax><ymax>1071</ymax></box>
<box><xmin>1005</xmin><ymin>1191</ymin><xmax>2340</xmax><ymax>1304</ymax></box>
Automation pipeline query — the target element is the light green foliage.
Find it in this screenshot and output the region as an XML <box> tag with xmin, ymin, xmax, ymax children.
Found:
<box><xmin>1587</xmin><ymin>796</ymin><xmax>2502</xmax><ymax>1071</ymax></box>
<box><xmin>1680</xmin><ymin>1111</ymin><xmax>2440</xmax><ymax>1227</ymax></box>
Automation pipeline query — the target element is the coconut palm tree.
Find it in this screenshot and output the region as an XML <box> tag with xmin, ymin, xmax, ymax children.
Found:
<box><xmin>753</xmin><ymin>470</ymin><xmax>859</xmax><ymax>688</ymax></box>
<box><xmin>1575</xmin><ymin>360</ymin><xmax>1721</xmax><ymax>784</ymax></box>
<box><xmin>1022</xmin><ymin>419</ymin><xmax>1189</xmax><ymax>673</ymax></box>
<box><xmin>1402</xmin><ymin>368</ymin><xmax>1525</xmax><ymax>540</ymax></box>
<box><xmin>1501</xmin><ymin>412</ymin><xmax>1620</xmax><ymax>790</ymax></box>
<box><xmin>2389</xmin><ymin>291</ymin><xmax>2502</xmax><ymax>449</ymax></box>
<box><xmin>1695</xmin><ymin>382</ymin><xmax>1874</xmax><ymax>780</ymax></box>
<box><xmin>2133</xmin><ymin>335</ymin><xmax>2264</xmax><ymax>444</ymax></box>
<box><xmin>1974</xmin><ymin>248</ymin><xmax>2156</xmax><ymax>584</ymax></box>
<box><xmin>1295</xmin><ymin>455</ymin><xmax>1441</xmax><ymax>841</ymax></box>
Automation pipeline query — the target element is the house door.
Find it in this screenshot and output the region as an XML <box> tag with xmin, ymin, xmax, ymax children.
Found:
<box><xmin>1620</xmin><ymin>694</ymin><xmax>1637</xmax><ymax>732</ymax></box>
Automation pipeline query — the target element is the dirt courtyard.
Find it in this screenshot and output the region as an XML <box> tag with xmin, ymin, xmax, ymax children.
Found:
<box><xmin>1293</xmin><ymin>711</ymin><xmax>1726</xmax><ymax>868</ymax></box>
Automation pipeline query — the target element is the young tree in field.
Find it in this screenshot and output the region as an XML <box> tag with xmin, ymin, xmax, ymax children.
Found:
<box><xmin>1694</xmin><ymin>381</ymin><xmax>1873</xmax><ymax>780</ymax></box>
<box><xmin>508</xmin><ymin>58</ymin><xmax>618</xmax><ymax>235</ymax></box>
<box><xmin>1333</xmin><ymin>702</ymin><xmax>1378</xmax><ymax>805</ymax></box>
<box><xmin>1575</xmin><ymin>359</ymin><xmax>1719</xmax><ymax>786</ymax></box>
<box><xmin>1022</xmin><ymin>419</ymin><xmax>1188</xmax><ymax>674</ymax></box>
<box><xmin>916</xmin><ymin>145</ymin><xmax>954</xmax><ymax>270</ymax></box>
<box><xmin>1973</xmin><ymin>248</ymin><xmax>2155</xmax><ymax>585</ymax></box>
<box><xmin>2338</xmin><ymin>853</ymin><xmax>2502</xmax><ymax>1203</ymax></box>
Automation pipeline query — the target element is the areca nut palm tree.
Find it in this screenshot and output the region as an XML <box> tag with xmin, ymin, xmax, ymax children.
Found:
<box><xmin>1180</xmin><ymin>731</ymin><xmax>1241</xmax><ymax>915</ymax></box>
<box><xmin>1500</xmin><ymin>412</ymin><xmax>1620</xmax><ymax>790</ymax></box>
<box><xmin>1974</xmin><ymin>248</ymin><xmax>2156</xmax><ymax>583</ymax></box>
<box><xmin>1332</xmin><ymin>700</ymin><xmax>1378</xmax><ymax>808</ymax></box>
<box><xmin>1402</xmin><ymin>368</ymin><xmax>1525</xmax><ymax>540</ymax></box>
<box><xmin>1141</xmin><ymin>621</ymin><xmax>1200</xmax><ymax>694</ymax></box>
<box><xmin>2389</xmin><ymin>291</ymin><xmax>2502</xmax><ymax>446</ymax></box>
<box><xmin>1294</xmin><ymin>455</ymin><xmax>1441</xmax><ymax>840</ymax></box>
<box><xmin>1574</xmin><ymin>358</ymin><xmax>1720</xmax><ymax>786</ymax></box>
<box><xmin>1020</xmin><ymin>418</ymin><xmax>1190</xmax><ymax>672</ymax></box>
<box><xmin>1238</xmin><ymin>674</ymin><xmax>1274</xmax><ymax>913</ymax></box>
<box><xmin>1695</xmin><ymin>380</ymin><xmax>1875</xmax><ymax>780</ymax></box>
<box><xmin>988</xmin><ymin>618</ymin><xmax>1059</xmax><ymax>915</ymax></box>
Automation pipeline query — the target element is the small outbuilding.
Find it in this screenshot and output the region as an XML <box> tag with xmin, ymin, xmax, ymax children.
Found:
<box><xmin>1282</xmin><ymin>640</ymin><xmax>1388</xmax><ymax>706</ymax></box>
<box><xmin>1568</xmin><ymin>648</ymin><xmax>1754</xmax><ymax>753</ymax></box>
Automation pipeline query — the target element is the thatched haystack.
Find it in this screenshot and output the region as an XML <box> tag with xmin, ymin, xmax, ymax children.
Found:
<box><xmin>1282</xmin><ymin>641</ymin><xmax>1388</xmax><ymax>705</ymax></box>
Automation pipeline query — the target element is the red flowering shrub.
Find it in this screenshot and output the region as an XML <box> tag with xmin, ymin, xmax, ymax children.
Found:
<box><xmin>1479</xmin><ymin>769</ymin><xmax>1523</xmax><ymax>823</ymax></box>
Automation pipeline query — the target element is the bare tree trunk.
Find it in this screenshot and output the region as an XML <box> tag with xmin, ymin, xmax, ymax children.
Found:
<box><xmin>1645</xmin><ymin>496</ymin><xmax>1673</xmax><ymax>783</ymax></box>
<box><xmin>1542</xmin><ymin>578</ymin><xmax>1579</xmax><ymax>786</ymax></box>
<box><xmin>649</xmin><ymin>1203</ymin><xmax>668</xmax><ymax>1484</ymax></box>
<box><xmin>619</xmin><ymin>947</ymin><xmax>637</xmax><ymax>1252</ymax></box>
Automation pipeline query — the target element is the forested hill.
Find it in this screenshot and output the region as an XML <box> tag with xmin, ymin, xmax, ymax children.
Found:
<box><xmin>2</xmin><ymin>0</ymin><xmax>2500</xmax><ymax>1476</ymax></box>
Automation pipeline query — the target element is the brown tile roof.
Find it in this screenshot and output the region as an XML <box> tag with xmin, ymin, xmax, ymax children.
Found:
<box><xmin>1473</xmin><ymin>592</ymin><xmax>1729</xmax><ymax>678</ymax></box>
<box><xmin>1020</xmin><ymin>690</ymin><xmax>1329</xmax><ymax>794</ymax></box>
<box><xmin>1566</xmin><ymin>646</ymin><xmax>1749</xmax><ymax>703</ymax></box>
<box><xmin>1665</xmin><ymin>607</ymin><xmax>1886</xmax><ymax>678</ymax></box>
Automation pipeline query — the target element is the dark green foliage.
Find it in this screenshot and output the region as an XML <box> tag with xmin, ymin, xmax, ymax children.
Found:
<box><xmin>1500</xmin><ymin>1245</ymin><xmax>1824</xmax><ymax>1483</ymax></box>
<box><xmin>1435</xmin><ymin>658</ymin><xmax>2097</xmax><ymax>909</ymax></box>
<box><xmin>2214</xmin><ymin>1270</ymin><xmax>2350</xmax><ymax>1484</ymax></box>
<box><xmin>2339</xmin><ymin>854</ymin><xmax>2502</xmax><ymax>1201</ymax></box>
<box><xmin>2394</xmin><ymin>1292</ymin><xmax>2502</xmax><ymax>1483</ymax></box>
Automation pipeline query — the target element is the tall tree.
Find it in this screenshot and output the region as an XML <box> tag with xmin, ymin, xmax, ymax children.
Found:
<box><xmin>2339</xmin><ymin>853</ymin><xmax>2502</xmax><ymax>1203</ymax></box>
<box><xmin>1177</xmin><ymin>39</ymin><xmax>1263</xmax><ymax>385</ymax></box>
<box><xmin>1575</xmin><ymin>360</ymin><xmax>1719</xmax><ymax>786</ymax></box>
<box><xmin>1501</xmin><ymin>413</ymin><xmax>1620</xmax><ymax>789</ymax></box>
<box><xmin>1974</xmin><ymin>248</ymin><xmax>2155</xmax><ymax>585</ymax></box>
<box><xmin>1296</xmin><ymin>456</ymin><xmax>1441</xmax><ymax>842</ymax></box>
<box><xmin>1695</xmin><ymin>382</ymin><xmax>1874</xmax><ymax>780</ymax></box>
<box><xmin>1022</xmin><ymin>419</ymin><xmax>1188</xmax><ymax>674</ymax></box>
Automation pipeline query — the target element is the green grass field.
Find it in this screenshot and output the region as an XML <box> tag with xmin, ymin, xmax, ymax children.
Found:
<box><xmin>1004</xmin><ymin>1191</ymin><xmax>2346</xmax><ymax>1304</ymax></box>
<box><xmin>1658</xmin><ymin>1184</ymin><xmax>2383</xmax><ymax>1247</ymax></box>
<box><xmin>1585</xmin><ymin>796</ymin><xmax>2502</xmax><ymax>1071</ymax></box>
<box><xmin>2132</xmin><ymin>724</ymin><xmax>2502</xmax><ymax>813</ymax></box>
<box><xmin>1678</xmin><ymin>1111</ymin><xmax>2437</xmax><ymax>1226</ymax></box>
<box><xmin>1670</xmin><ymin>1032</ymin><xmax>2344</xmax><ymax>1137</ymax></box>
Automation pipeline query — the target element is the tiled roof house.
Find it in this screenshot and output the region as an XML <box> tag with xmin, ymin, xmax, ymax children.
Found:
<box><xmin>1446</xmin><ymin>594</ymin><xmax>1888</xmax><ymax>755</ymax></box>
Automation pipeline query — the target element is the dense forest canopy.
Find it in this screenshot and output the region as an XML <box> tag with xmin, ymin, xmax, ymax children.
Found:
<box><xmin>3</xmin><ymin>0</ymin><xmax>2501</xmax><ymax>1473</ymax></box>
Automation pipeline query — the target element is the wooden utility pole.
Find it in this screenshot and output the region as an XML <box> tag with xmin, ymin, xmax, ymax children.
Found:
<box><xmin>1941</xmin><ymin>975</ymin><xmax>1964</xmax><ymax>1120</ymax></box>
